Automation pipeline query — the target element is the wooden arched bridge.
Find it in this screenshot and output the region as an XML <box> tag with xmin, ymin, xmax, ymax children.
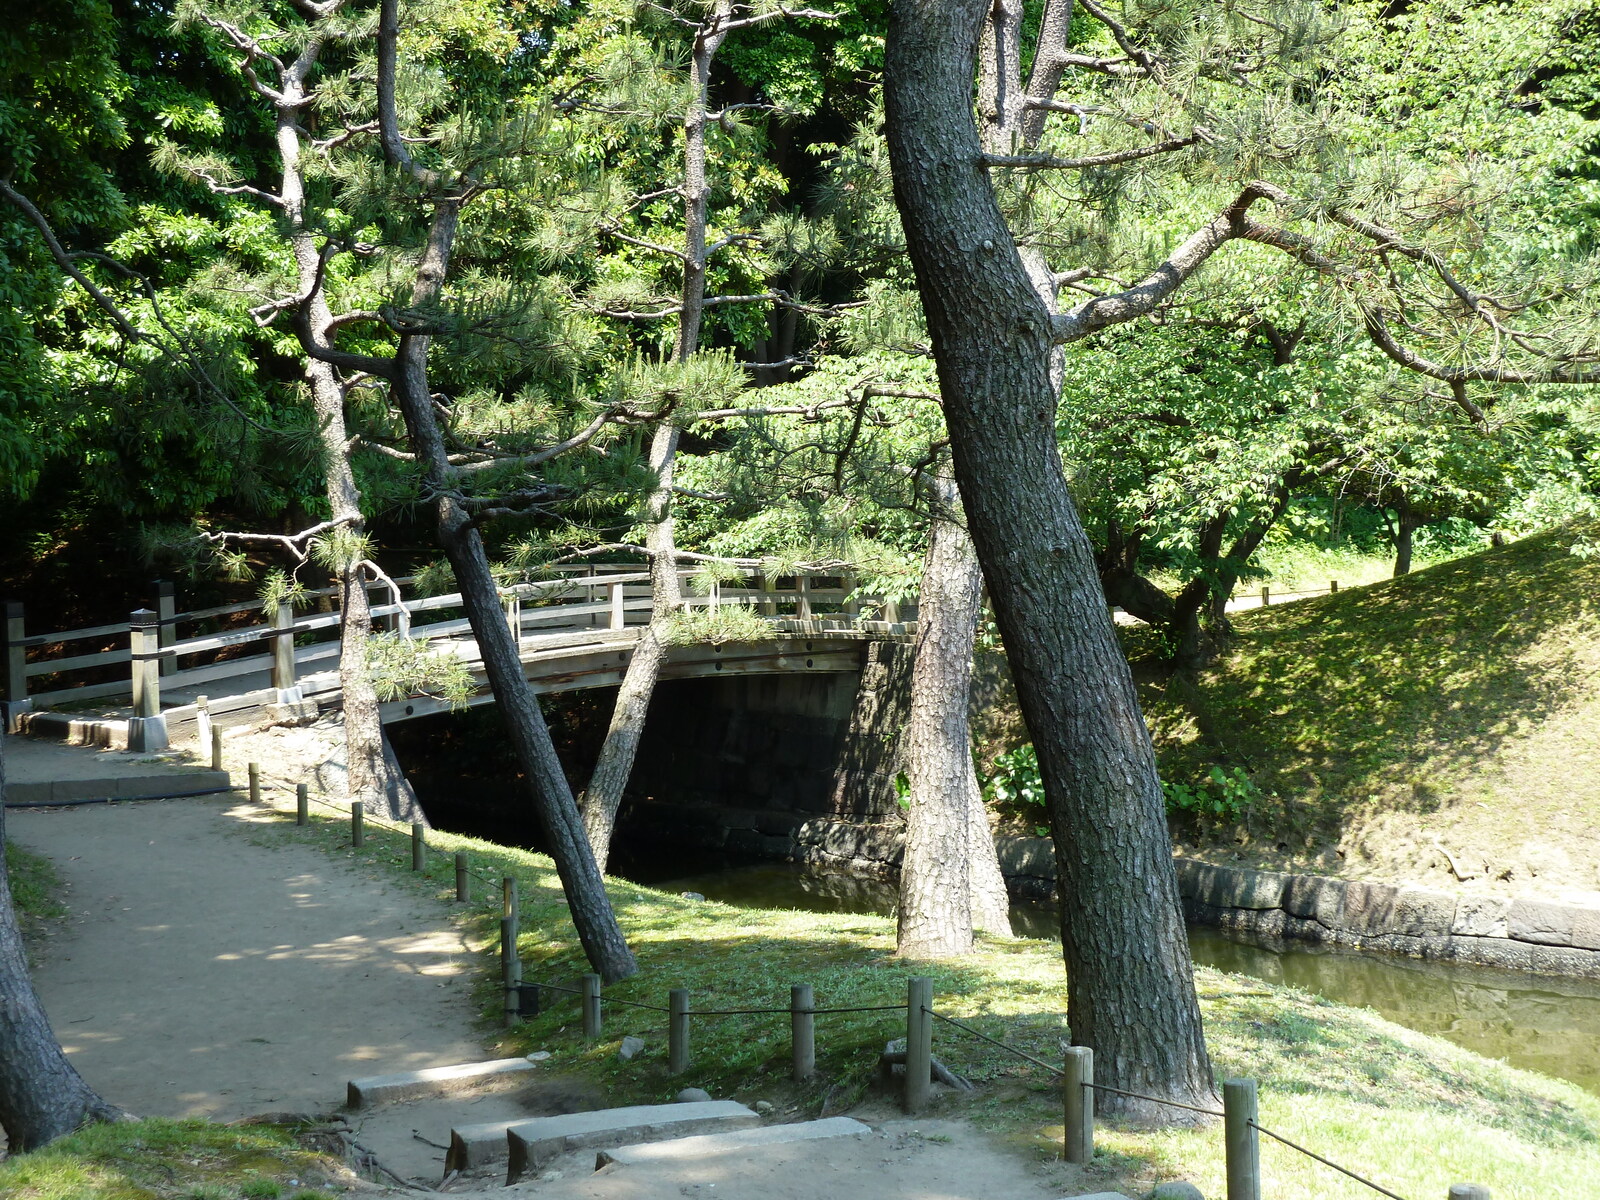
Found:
<box><xmin>3</xmin><ymin>568</ymin><xmax>916</xmax><ymax>750</ymax></box>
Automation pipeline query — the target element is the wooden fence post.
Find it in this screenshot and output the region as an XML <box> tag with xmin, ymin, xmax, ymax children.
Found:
<box><xmin>1223</xmin><ymin>1078</ymin><xmax>1261</xmax><ymax>1200</ymax></box>
<box><xmin>454</xmin><ymin>853</ymin><xmax>470</xmax><ymax>902</ymax></box>
<box><xmin>412</xmin><ymin>822</ymin><xmax>426</xmax><ymax>870</ymax></box>
<box><xmin>1259</xmin><ymin>586</ymin><xmax>1270</xmax><ymax>608</ymax></box>
<box><xmin>296</xmin><ymin>783</ymin><xmax>308</xmax><ymax>826</ymax></box>
<box><xmin>1330</xmin><ymin>579</ymin><xmax>1339</xmax><ymax>594</ymax></box>
<box><xmin>903</xmin><ymin>976</ymin><xmax>933</xmax><ymax>1114</ymax></box>
<box><xmin>796</xmin><ymin>574</ymin><xmax>813</xmax><ymax>619</ymax></box>
<box><xmin>351</xmin><ymin>801</ymin><xmax>365</xmax><ymax>847</ymax></box>
<box><xmin>154</xmin><ymin>580</ymin><xmax>177</xmax><ymax>677</ymax></box>
<box><xmin>669</xmin><ymin>988</ymin><xmax>691</xmax><ymax>1074</ymax></box>
<box><xmin>271</xmin><ymin>599</ymin><xmax>297</xmax><ymax>695</ymax></box>
<box><xmin>791</xmin><ymin>984</ymin><xmax>815</xmax><ymax>1081</ymax></box>
<box><xmin>501</xmin><ymin>916</ymin><xmax>521</xmax><ymax>1028</ymax></box>
<box><xmin>2</xmin><ymin>601</ymin><xmax>28</xmax><ymax>731</ymax></box>
<box><xmin>128</xmin><ymin>608</ymin><xmax>168</xmax><ymax>752</ymax></box>
<box><xmin>1062</xmin><ymin>1045</ymin><xmax>1094</xmax><ymax>1164</ymax></box>
<box><xmin>759</xmin><ymin>571</ymin><xmax>778</xmax><ymax>616</ymax></box>
<box><xmin>582</xmin><ymin>973</ymin><xmax>602</xmax><ymax>1039</ymax></box>
<box><xmin>1448</xmin><ymin>1187</ymin><xmax>1490</xmax><ymax>1200</ymax></box>
<box><xmin>503</xmin><ymin>592</ymin><xmax>521</xmax><ymax>647</ymax></box>
<box><xmin>609</xmin><ymin>581</ymin><xmax>625</xmax><ymax>631</ymax></box>
<box><xmin>502</xmin><ymin>876</ymin><xmax>519</xmax><ymax>921</ymax></box>
<box><xmin>841</xmin><ymin>572</ymin><xmax>859</xmax><ymax>618</ymax></box>
<box><xmin>248</xmin><ymin>762</ymin><xmax>261</xmax><ymax>805</ymax></box>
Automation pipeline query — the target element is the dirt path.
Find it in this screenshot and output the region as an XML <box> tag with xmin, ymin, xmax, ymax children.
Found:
<box><xmin>10</xmin><ymin>796</ymin><xmax>491</xmax><ymax>1122</ymax></box>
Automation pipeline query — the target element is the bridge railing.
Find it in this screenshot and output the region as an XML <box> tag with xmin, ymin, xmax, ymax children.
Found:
<box><xmin>2</xmin><ymin>565</ymin><xmax>900</xmax><ymax>732</ymax></box>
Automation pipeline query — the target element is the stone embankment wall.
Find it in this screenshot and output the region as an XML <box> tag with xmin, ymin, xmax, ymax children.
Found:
<box><xmin>990</xmin><ymin>835</ymin><xmax>1600</xmax><ymax>982</ymax></box>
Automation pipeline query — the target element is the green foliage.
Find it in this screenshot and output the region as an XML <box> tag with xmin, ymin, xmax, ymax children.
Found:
<box><xmin>1162</xmin><ymin>766</ymin><xmax>1261</xmax><ymax>824</ymax></box>
<box><xmin>656</xmin><ymin>603</ymin><xmax>773</xmax><ymax>646</ymax></box>
<box><xmin>365</xmin><ymin>633</ymin><xmax>475</xmax><ymax>710</ymax></box>
<box><xmin>257</xmin><ymin>568</ymin><xmax>309</xmax><ymax>614</ymax></box>
<box><xmin>981</xmin><ymin>743</ymin><xmax>1047</xmax><ymax>833</ymax></box>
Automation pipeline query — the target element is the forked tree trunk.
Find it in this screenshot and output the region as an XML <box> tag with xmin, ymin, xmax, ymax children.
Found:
<box><xmin>0</xmin><ymin>742</ymin><xmax>124</xmax><ymax>1150</ymax></box>
<box><xmin>898</xmin><ymin>474</ymin><xmax>1011</xmax><ymax>957</ymax></box>
<box><xmin>273</xmin><ymin>31</ymin><xmax>421</xmax><ymax>825</ymax></box>
<box><xmin>884</xmin><ymin>0</ymin><xmax>1216</xmax><ymax>1114</ymax></box>
<box><xmin>388</xmin><ymin>201</ymin><xmax>636</xmax><ymax>982</ymax></box>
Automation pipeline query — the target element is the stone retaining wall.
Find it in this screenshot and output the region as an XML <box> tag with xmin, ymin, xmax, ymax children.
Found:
<box><xmin>987</xmin><ymin>835</ymin><xmax>1600</xmax><ymax>982</ymax></box>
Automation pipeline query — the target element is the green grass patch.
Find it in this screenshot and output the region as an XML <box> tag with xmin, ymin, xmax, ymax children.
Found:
<box><xmin>1139</xmin><ymin>525</ymin><xmax>1600</xmax><ymax>863</ymax></box>
<box><xmin>243</xmin><ymin>790</ymin><xmax>1600</xmax><ymax>1198</ymax></box>
<box><xmin>0</xmin><ymin>1118</ymin><xmax>340</xmax><ymax>1200</ymax></box>
<box><xmin>6</xmin><ymin>840</ymin><xmax>67</xmax><ymax>943</ymax></box>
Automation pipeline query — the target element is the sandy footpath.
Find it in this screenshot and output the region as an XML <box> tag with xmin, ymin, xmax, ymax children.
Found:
<box><xmin>10</xmin><ymin>796</ymin><xmax>489</xmax><ymax>1122</ymax></box>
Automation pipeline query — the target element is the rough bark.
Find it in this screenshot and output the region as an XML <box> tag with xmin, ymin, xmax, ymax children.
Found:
<box><xmin>578</xmin><ymin>5</ymin><xmax>730</xmax><ymax>862</ymax></box>
<box><xmin>898</xmin><ymin>473</ymin><xmax>1011</xmax><ymax>957</ymax></box>
<box><xmin>273</xmin><ymin>40</ymin><xmax>423</xmax><ymax>825</ymax></box>
<box><xmin>0</xmin><ymin>742</ymin><xmax>125</xmax><ymax>1151</ymax></box>
<box><xmin>885</xmin><ymin>0</ymin><xmax>1216</xmax><ymax>1115</ymax></box>
<box><xmin>580</xmin><ymin>424</ymin><xmax>683</xmax><ymax>869</ymax></box>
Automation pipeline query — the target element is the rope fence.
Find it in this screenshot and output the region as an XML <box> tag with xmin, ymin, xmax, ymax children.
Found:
<box><xmin>239</xmin><ymin>759</ymin><xmax>1491</xmax><ymax>1200</ymax></box>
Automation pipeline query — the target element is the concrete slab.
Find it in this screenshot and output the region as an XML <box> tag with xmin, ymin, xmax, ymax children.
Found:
<box><xmin>595</xmin><ymin>1116</ymin><xmax>870</xmax><ymax>1167</ymax></box>
<box><xmin>4</xmin><ymin>733</ymin><xmax>231</xmax><ymax>803</ymax></box>
<box><xmin>503</xmin><ymin>1100</ymin><xmax>761</xmax><ymax>1182</ymax></box>
<box><xmin>347</xmin><ymin>1057</ymin><xmax>538</xmax><ymax>1109</ymax></box>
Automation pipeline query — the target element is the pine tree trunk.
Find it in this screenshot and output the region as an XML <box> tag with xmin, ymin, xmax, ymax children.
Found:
<box><xmin>898</xmin><ymin>475</ymin><xmax>1011</xmax><ymax>956</ymax></box>
<box><xmin>581</xmin><ymin>428</ymin><xmax>683</xmax><ymax>869</ymax></box>
<box><xmin>1394</xmin><ymin>508</ymin><xmax>1418</xmax><ymax>576</ymax></box>
<box><xmin>885</xmin><ymin>0</ymin><xmax>1215</xmax><ymax>1115</ymax></box>
<box><xmin>0</xmin><ymin>742</ymin><xmax>124</xmax><ymax>1151</ymax></box>
<box><xmin>275</xmin><ymin>47</ymin><xmax>419</xmax><ymax>825</ymax></box>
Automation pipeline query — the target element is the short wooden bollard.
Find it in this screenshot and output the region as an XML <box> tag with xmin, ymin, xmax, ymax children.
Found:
<box><xmin>1330</xmin><ymin>579</ymin><xmax>1340</xmax><ymax>595</ymax></box>
<box><xmin>411</xmin><ymin>822</ymin><xmax>426</xmax><ymax>871</ymax></box>
<box><xmin>209</xmin><ymin>722</ymin><xmax>223</xmax><ymax>773</ymax></box>
<box><xmin>502</xmin><ymin>876</ymin><xmax>518</xmax><ymax>921</ymax></box>
<box><xmin>295</xmin><ymin>783</ymin><xmax>308</xmax><ymax>826</ymax></box>
<box><xmin>904</xmin><ymin>976</ymin><xmax>933</xmax><ymax>1114</ymax></box>
<box><xmin>791</xmin><ymin>983</ymin><xmax>815</xmax><ymax>1081</ymax></box>
<box><xmin>351</xmin><ymin>801</ymin><xmax>364</xmax><ymax>847</ymax></box>
<box><xmin>501</xmin><ymin>916</ymin><xmax>521</xmax><ymax>1028</ymax></box>
<box><xmin>1260</xmin><ymin>586</ymin><xmax>1270</xmax><ymax>607</ymax></box>
<box><xmin>668</xmin><ymin>988</ymin><xmax>691</xmax><ymax>1073</ymax></box>
<box><xmin>454</xmin><ymin>853</ymin><xmax>469</xmax><ymax>902</ymax></box>
<box><xmin>1223</xmin><ymin>1078</ymin><xmax>1261</xmax><ymax>1200</ymax></box>
<box><xmin>248</xmin><ymin>762</ymin><xmax>260</xmax><ymax>805</ymax></box>
<box><xmin>1448</xmin><ymin>1188</ymin><xmax>1490</xmax><ymax>1200</ymax></box>
<box><xmin>1062</xmin><ymin>1045</ymin><xmax>1094</xmax><ymax>1164</ymax></box>
<box><xmin>582</xmin><ymin>973</ymin><xmax>602</xmax><ymax>1039</ymax></box>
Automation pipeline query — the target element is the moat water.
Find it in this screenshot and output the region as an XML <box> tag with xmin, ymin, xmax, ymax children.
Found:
<box><xmin>613</xmin><ymin>851</ymin><xmax>1600</xmax><ymax>1097</ymax></box>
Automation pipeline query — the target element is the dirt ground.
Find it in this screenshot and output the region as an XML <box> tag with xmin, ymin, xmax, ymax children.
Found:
<box><xmin>10</xmin><ymin>795</ymin><xmax>488</xmax><ymax>1122</ymax></box>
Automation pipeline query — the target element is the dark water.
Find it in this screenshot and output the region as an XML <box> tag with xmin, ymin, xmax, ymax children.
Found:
<box><xmin>619</xmin><ymin>853</ymin><xmax>1600</xmax><ymax>1097</ymax></box>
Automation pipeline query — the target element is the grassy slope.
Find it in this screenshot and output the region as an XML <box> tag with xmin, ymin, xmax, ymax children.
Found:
<box><xmin>1142</xmin><ymin>525</ymin><xmax>1600</xmax><ymax>896</ymax></box>
<box><xmin>223</xmin><ymin>806</ymin><xmax>1600</xmax><ymax>1199</ymax></box>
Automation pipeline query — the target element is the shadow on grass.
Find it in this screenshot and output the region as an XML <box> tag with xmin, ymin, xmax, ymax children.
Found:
<box><xmin>1141</xmin><ymin>526</ymin><xmax>1600</xmax><ymax>838</ymax></box>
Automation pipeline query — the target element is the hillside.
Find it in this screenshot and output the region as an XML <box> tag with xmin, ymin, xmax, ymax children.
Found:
<box><xmin>1142</xmin><ymin>525</ymin><xmax>1600</xmax><ymax>902</ymax></box>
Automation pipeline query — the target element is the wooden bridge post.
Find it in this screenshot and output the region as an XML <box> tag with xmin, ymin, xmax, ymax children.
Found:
<box><xmin>608</xmin><ymin>581</ymin><xmax>625</xmax><ymax>631</ymax></box>
<box><xmin>3</xmin><ymin>601</ymin><xmax>30</xmax><ymax>731</ymax></box>
<box><xmin>503</xmin><ymin>592</ymin><xmax>522</xmax><ymax>648</ymax></box>
<box><xmin>128</xmin><ymin>608</ymin><xmax>168</xmax><ymax>752</ymax></box>
<box><xmin>796</xmin><ymin>574</ymin><xmax>813</xmax><ymax>620</ymax></box>
<box><xmin>154</xmin><ymin>580</ymin><xmax>178</xmax><ymax>677</ymax></box>
<box><xmin>759</xmin><ymin>571</ymin><xmax>777</xmax><ymax>616</ymax></box>
<box><xmin>270</xmin><ymin>599</ymin><xmax>298</xmax><ymax>697</ymax></box>
<box><xmin>841</xmin><ymin>571</ymin><xmax>859</xmax><ymax>618</ymax></box>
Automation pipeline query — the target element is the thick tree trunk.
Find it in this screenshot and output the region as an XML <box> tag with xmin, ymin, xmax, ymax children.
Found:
<box><xmin>581</xmin><ymin>424</ymin><xmax>683</xmax><ymax>869</ymax></box>
<box><xmin>885</xmin><ymin>0</ymin><xmax>1215</xmax><ymax>1115</ymax></box>
<box><xmin>0</xmin><ymin>743</ymin><xmax>124</xmax><ymax>1151</ymax></box>
<box><xmin>390</xmin><ymin>203</ymin><xmax>636</xmax><ymax>982</ymax></box>
<box><xmin>898</xmin><ymin>475</ymin><xmax>1011</xmax><ymax>957</ymax></box>
<box><xmin>1394</xmin><ymin>507</ymin><xmax>1419</xmax><ymax>576</ymax></box>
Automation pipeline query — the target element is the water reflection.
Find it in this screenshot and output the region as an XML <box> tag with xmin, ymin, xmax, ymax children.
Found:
<box><xmin>626</xmin><ymin>853</ymin><xmax>1600</xmax><ymax>1097</ymax></box>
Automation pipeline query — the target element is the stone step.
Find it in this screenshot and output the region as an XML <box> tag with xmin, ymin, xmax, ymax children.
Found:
<box><xmin>500</xmin><ymin>1100</ymin><xmax>761</xmax><ymax>1183</ymax></box>
<box><xmin>346</xmin><ymin>1056</ymin><xmax>538</xmax><ymax>1109</ymax></box>
<box><xmin>595</xmin><ymin>1116</ymin><xmax>871</xmax><ymax>1167</ymax></box>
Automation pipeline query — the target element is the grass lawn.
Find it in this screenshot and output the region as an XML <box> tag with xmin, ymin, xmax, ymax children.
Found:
<box><xmin>238</xmin><ymin>797</ymin><xmax>1600</xmax><ymax>1199</ymax></box>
